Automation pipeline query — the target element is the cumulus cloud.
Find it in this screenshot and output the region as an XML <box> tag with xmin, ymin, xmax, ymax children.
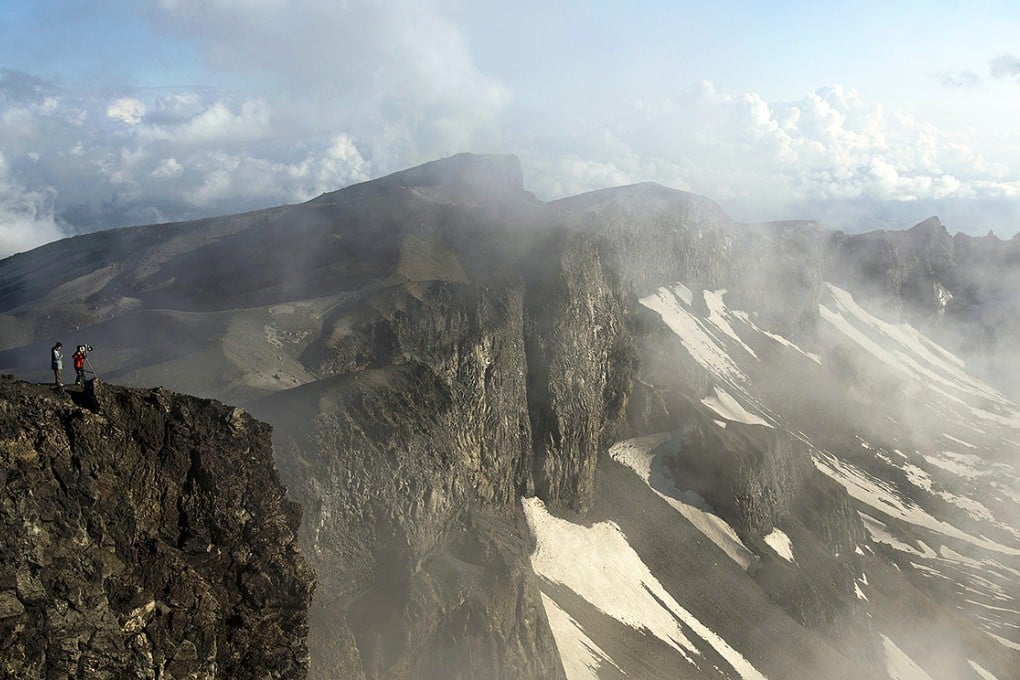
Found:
<box><xmin>0</xmin><ymin>75</ymin><xmax>374</xmax><ymax>233</ymax></box>
<box><xmin>138</xmin><ymin>99</ymin><xmax>270</xmax><ymax>146</ymax></box>
<box><xmin>935</xmin><ymin>70</ymin><xmax>981</xmax><ymax>88</ymax></box>
<box><xmin>1</xmin><ymin>6</ymin><xmax>1019</xmax><ymax>248</ymax></box>
<box><xmin>990</xmin><ymin>54</ymin><xmax>1020</xmax><ymax>80</ymax></box>
<box><xmin>152</xmin><ymin>157</ymin><xmax>183</xmax><ymax>178</ymax></box>
<box><xmin>146</xmin><ymin>0</ymin><xmax>511</xmax><ymax>166</ymax></box>
<box><xmin>0</xmin><ymin>0</ymin><xmax>516</xmax><ymax>243</ymax></box>
<box><xmin>517</xmin><ymin>81</ymin><xmax>1020</xmax><ymax>232</ymax></box>
<box><xmin>106</xmin><ymin>98</ymin><xmax>147</xmax><ymax>125</ymax></box>
<box><xmin>183</xmin><ymin>134</ymin><xmax>370</xmax><ymax>207</ymax></box>
<box><xmin>0</xmin><ymin>153</ymin><xmax>68</xmax><ymax>258</ymax></box>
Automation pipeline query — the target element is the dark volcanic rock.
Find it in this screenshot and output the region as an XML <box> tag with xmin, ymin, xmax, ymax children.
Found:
<box><xmin>256</xmin><ymin>280</ymin><xmax>568</xmax><ymax>680</ymax></box>
<box><xmin>524</xmin><ymin>235</ymin><xmax>635</xmax><ymax>512</ymax></box>
<box><xmin>255</xmin><ymin>229</ymin><xmax>637</xmax><ymax>677</ymax></box>
<box><xmin>0</xmin><ymin>376</ymin><xmax>313</xmax><ymax>678</ymax></box>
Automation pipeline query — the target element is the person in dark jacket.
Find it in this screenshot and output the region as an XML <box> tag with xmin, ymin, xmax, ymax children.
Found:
<box><xmin>51</xmin><ymin>342</ymin><xmax>63</xmax><ymax>386</ymax></box>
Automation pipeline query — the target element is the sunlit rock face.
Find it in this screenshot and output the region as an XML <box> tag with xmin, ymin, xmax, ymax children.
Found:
<box><xmin>0</xmin><ymin>154</ymin><xmax>1017</xmax><ymax>680</ymax></box>
<box><xmin>0</xmin><ymin>376</ymin><xmax>313</xmax><ymax>679</ymax></box>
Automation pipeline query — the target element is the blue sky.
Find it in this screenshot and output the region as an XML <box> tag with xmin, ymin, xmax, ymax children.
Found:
<box><xmin>2</xmin><ymin>0</ymin><xmax>1020</xmax><ymax>256</ymax></box>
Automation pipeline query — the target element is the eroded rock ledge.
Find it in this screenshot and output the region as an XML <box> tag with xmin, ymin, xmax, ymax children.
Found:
<box><xmin>0</xmin><ymin>376</ymin><xmax>313</xmax><ymax>679</ymax></box>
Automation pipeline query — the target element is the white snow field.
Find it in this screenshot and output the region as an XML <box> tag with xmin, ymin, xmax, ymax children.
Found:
<box><xmin>523</xmin><ymin>497</ymin><xmax>768</xmax><ymax>680</ymax></box>
<box><xmin>966</xmin><ymin>659</ymin><xmax>999</xmax><ymax>680</ymax></box>
<box><xmin>539</xmin><ymin>593</ymin><xmax>622</xmax><ymax>679</ymax></box>
<box><xmin>881</xmin><ymin>634</ymin><xmax>933</xmax><ymax>680</ymax></box>
<box><xmin>815</xmin><ymin>452</ymin><xmax>1020</xmax><ymax>556</ymax></box>
<box><xmin>702</xmin><ymin>386</ymin><xmax>771</xmax><ymax>427</ymax></box>
<box><xmin>610</xmin><ymin>436</ymin><xmax>756</xmax><ymax>570</ymax></box>
<box><xmin>819</xmin><ymin>283</ymin><xmax>1019</xmax><ymax>427</ymax></box>
<box><xmin>640</xmin><ymin>285</ymin><xmax>748</xmax><ymax>384</ymax></box>
<box><xmin>763</xmin><ymin>528</ymin><xmax>795</xmax><ymax>563</ymax></box>
<box><xmin>635</xmin><ymin>279</ymin><xmax>1020</xmax><ymax>670</ymax></box>
<box><xmin>640</xmin><ymin>284</ymin><xmax>822</xmax><ymax>384</ymax></box>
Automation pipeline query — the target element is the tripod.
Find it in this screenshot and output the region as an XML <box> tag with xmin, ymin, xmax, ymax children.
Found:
<box><xmin>84</xmin><ymin>355</ymin><xmax>99</xmax><ymax>381</ymax></box>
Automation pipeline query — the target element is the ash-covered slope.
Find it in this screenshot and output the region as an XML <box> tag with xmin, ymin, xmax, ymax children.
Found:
<box><xmin>0</xmin><ymin>154</ymin><xmax>1018</xmax><ymax>679</ymax></box>
<box><xmin>0</xmin><ymin>377</ymin><xmax>313</xmax><ymax>678</ymax></box>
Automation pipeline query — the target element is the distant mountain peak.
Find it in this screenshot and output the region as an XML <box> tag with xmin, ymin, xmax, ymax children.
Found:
<box><xmin>312</xmin><ymin>153</ymin><xmax>529</xmax><ymax>205</ymax></box>
<box><xmin>907</xmin><ymin>216</ymin><xmax>949</xmax><ymax>238</ymax></box>
<box><xmin>400</xmin><ymin>152</ymin><xmax>524</xmax><ymax>187</ymax></box>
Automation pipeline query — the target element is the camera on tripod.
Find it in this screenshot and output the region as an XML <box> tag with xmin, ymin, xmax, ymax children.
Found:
<box><xmin>77</xmin><ymin>344</ymin><xmax>93</xmax><ymax>355</ymax></box>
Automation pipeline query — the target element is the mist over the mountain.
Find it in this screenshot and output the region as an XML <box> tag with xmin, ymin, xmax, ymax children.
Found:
<box><xmin>0</xmin><ymin>154</ymin><xmax>1018</xmax><ymax>679</ymax></box>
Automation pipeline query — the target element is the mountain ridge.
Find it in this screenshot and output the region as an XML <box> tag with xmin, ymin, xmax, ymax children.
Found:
<box><xmin>0</xmin><ymin>154</ymin><xmax>1017</xmax><ymax>679</ymax></box>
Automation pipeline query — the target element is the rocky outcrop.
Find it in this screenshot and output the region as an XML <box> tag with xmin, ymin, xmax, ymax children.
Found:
<box><xmin>826</xmin><ymin>216</ymin><xmax>957</xmax><ymax>324</ymax></box>
<box><xmin>524</xmin><ymin>235</ymin><xmax>635</xmax><ymax>512</ymax></box>
<box><xmin>0</xmin><ymin>376</ymin><xmax>313</xmax><ymax>679</ymax></box>
<box><xmin>257</xmin><ymin>280</ymin><xmax>561</xmax><ymax>679</ymax></box>
<box><xmin>255</xmin><ymin>225</ymin><xmax>637</xmax><ymax>677</ymax></box>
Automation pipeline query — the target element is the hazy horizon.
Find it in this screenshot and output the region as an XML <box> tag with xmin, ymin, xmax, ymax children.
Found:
<box><xmin>3</xmin><ymin>0</ymin><xmax>1020</xmax><ymax>257</ymax></box>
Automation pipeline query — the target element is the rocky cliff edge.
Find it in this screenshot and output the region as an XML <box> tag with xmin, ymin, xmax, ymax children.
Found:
<box><xmin>0</xmin><ymin>376</ymin><xmax>314</xmax><ymax>679</ymax></box>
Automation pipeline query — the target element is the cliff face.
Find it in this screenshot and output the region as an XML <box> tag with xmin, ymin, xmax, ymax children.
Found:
<box><xmin>254</xmin><ymin>227</ymin><xmax>635</xmax><ymax>678</ymax></box>
<box><xmin>0</xmin><ymin>377</ymin><xmax>313</xmax><ymax>679</ymax></box>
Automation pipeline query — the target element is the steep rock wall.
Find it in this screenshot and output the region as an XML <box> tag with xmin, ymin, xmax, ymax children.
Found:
<box><xmin>261</xmin><ymin>282</ymin><xmax>560</xmax><ymax>679</ymax></box>
<box><xmin>524</xmin><ymin>236</ymin><xmax>635</xmax><ymax>512</ymax></box>
<box><xmin>255</xmin><ymin>232</ymin><xmax>635</xmax><ymax>678</ymax></box>
<box><xmin>0</xmin><ymin>377</ymin><xmax>313</xmax><ymax>679</ymax></box>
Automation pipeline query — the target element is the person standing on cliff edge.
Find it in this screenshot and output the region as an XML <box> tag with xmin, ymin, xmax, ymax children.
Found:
<box><xmin>72</xmin><ymin>346</ymin><xmax>86</xmax><ymax>385</ymax></box>
<box><xmin>51</xmin><ymin>342</ymin><xmax>63</xmax><ymax>386</ymax></box>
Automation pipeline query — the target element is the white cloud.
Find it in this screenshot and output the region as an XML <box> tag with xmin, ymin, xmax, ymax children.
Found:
<box><xmin>1</xmin><ymin>1</ymin><xmax>1019</xmax><ymax>247</ymax></box>
<box><xmin>935</xmin><ymin>70</ymin><xmax>981</xmax><ymax>88</ymax></box>
<box><xmin>106</xmin><ymin>98</ymin><xmax>147</xmax><ymax>126</ymax></box>
<box><xmin>990</xmin><ymin>54</ymin><xmax>1020</xmax><ymax>80</ymax></box>
<box><xmin>183</xmin><ymin>137</ymin><xmax>370</xmax><ymax>207</ymax></box>
<box><xmin>152</xmin><ymin>157</ymin><xmax>183</xmax><ymax>178</ymax></box>
<box><xmin>139</xmin><ymin>99</ymin><xmax>270</xmax><ymax>146</ymax></box>
<box><xmin>521</xmin><ymin>81</ymin><xmax>1019</xmax><ymax>232</ymax></box>
<box><xmin>0</xmin><ymin>153</ymin><xmax>68</xmax><ymax>258</ymax></box>
<box><xmin>146</xmin><ymin>0</ymin><xmax>511</xmax><ymax>166</ymax></box>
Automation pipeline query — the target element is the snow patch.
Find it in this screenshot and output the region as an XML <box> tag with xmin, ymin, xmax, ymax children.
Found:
<box><xmin>763</xmin><ymin>528</ymin><xmax>795</xmax><ymax>563</ymax></box>
<box><xmin>523</xmin><ymin>497</ymin><xmax>768</xmax><ymax>680</ymax></box>
<box><xmin>702</xmin><ymin>386</ymin><xmax>772</xmax><ymax>428</ymax></box>
<box><xmin>944</xmin><ymin>434</ymin><xmax>977</xmax><ymax>450</ymax></box>
<box><xmin>881</xmin><ymin>634</ymin><xmax>933</xmax><ymax>680</ymax></box>
<box><xmin>610</xmin><ymin>437</ymin><xmax>755</xmax><ymax>570</ymax></box>
<box><xmin>540</xmin><ymin>593</ymin><xmax>622</xmax><ymax>680</ymax></box>
<box><xmin>819</xmin><ymin>284</ymin><xmax>1018</xmax><ymax>426</ymax></box>
<box><xmin>702</xmin><ymin>289</ymin><xmax>758</xmax><ymax>358</ymax></box>
<box><xmin>923</xmin><ymin>451</ymin><xmax>983</xmax><ymax>481</ymax></box>
<box><xmin>731</xmin><ymin>309</ymin><xmax>822</xmax><ymax>364</ymax></box>
<box><xmin>672</xmin><ymin>281</ymin><xmax>695</xmax><ymax>306</ymax></box>
<box><xmin>967</xmin><ymin>660</ymin><xmax>999</xmax><ymax>680</ymax></box>
<box><xmin>817</xmin><ymin>455</ymin><xmax>1020</xmax><ymax>556</ymax></box>
<box><xmin>899</xmin><ymin>462</ymin><xmax>999</xmax><ymax>525</ymax></box>
<box><xmin>640</xmin><ymin>285</ymin><xmax>746</xmax><ymax>383</ymax></box>
<box><xmin>986</xmin><ymin>631</ymin><xmax>1020</xmax><ymax>651</ymax></box>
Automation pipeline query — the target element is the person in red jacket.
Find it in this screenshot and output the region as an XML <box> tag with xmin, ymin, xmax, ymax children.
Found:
<box><xmin>73</xmin><ymin>346</ymin><xmax>86</xmax><ymax>385</ymax></box>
